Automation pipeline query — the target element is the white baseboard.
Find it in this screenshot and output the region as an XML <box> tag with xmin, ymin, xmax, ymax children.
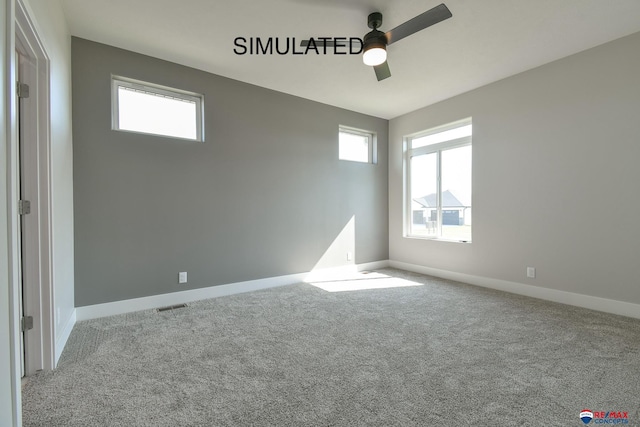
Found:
<box><xmin>55</xmin><ymin>309</ymin><xmax>76</xmax><ymax>365</ymax></box>
<box><xmin>389</xmin><ymin>260</ymin><xmax>640</xmax><ymax>320</ymax></box>
<box><xmin>74</xmin><ymin>259</ymin><xmax>640</xmax><ymax>323</ymax></box>
<box><xmin>76</xmin><ymin>272</ymin><xmax>306</xmax><ymax>321</ymax></box>
<box><xmin>76</xmin><ymin>261</ymin><xmax>391</xmax><ymax>321</ymax></box>
<box><xmin>356</xmin><ymin>260</ymin><xmax>390</xmax><ymax>271</ymax></box>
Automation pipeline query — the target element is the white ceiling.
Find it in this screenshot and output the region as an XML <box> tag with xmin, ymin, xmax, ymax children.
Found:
<box><xmin>60</xmin><ymin>0</ymin><xmax>640</xmax><ymax>119</ymax></box>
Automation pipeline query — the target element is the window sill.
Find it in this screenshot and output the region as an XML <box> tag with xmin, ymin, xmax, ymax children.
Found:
<box><xmin>404</xmin><ymin>235</ymin><xmax>472</xmax><ymax>244</ymax></box>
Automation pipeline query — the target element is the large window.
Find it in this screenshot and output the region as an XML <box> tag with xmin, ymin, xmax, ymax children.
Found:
<box><xmin>405</xmin><ymin>119</ymin><xmax>472</xmax><ymax>242</ymax></box>
<box><xmin>112</xmin><ymin>76</ymin><xmax>204</xmax><ymax>141</ymax></box>
<box><xmin>339</xmin><ymin>126</ymin><xmax>376</xmax><ymax>163</ymax></box>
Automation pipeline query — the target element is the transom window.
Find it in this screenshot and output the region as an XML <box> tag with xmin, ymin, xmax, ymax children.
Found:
<box><xmin>405</xmin><ymin>119</ymin><xmax>472</xmax><ymax>242</ymax></box>
<box><xmin>339</xmin><ymin>126</ymin><xmax>376</xmax><ymax>163</ymax></box>
<box><xmin>112</xmin><ymin>76</ymin><xmax>204</xmax><ymax>141</ymax></box>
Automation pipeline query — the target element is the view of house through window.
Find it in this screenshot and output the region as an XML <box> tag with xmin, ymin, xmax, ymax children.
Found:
<box><xmin>112</xmin><ymin>76</ymin><xmax>204</xmax><ymax>141</ymax></box>
<box><xmin>406</xmin><ymin>119</ymin><xmax>472</xmax><ymax>241</ymax></box>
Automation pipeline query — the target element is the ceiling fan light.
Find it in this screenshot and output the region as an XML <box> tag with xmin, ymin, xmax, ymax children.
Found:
<box><xmin>363</xmin><ymin>46</ymin><xmax>386</xmax><ymax>66</ymax></box>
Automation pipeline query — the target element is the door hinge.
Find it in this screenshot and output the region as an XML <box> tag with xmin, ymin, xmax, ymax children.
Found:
<box><xmin>21</xmin><ymin>316</ymin><xmax>34</xmax><ymax>332</ymax></box>
<box><xmin>17</xmin><ymin>82</ymin><xmax>30</xmax><ymax>99</ymax></box>
<box><xmin>19</xmin><ymin>200</ymin><xmax>31</xmax><ymax>215</ymax></box>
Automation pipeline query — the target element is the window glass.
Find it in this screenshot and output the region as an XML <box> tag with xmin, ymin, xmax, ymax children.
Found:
<box><xmin>406</xmin><ymin>119</ymin><xmax>472</xmax><ymax>241</ymax></box>
<box><xmin>410</xmin><ymin>153</ymin><xmax>438</xmax><ymax>238</ymax></box>
<box><xmin>440</xmin><ymin>145</ymin><xmax>472</xmax><ymax>241</ymax></box>
<box><xmin>112</xmin><ymin>77</ymin><xmax>204</xmax><ymax>141</ymax></box>
<box><xmin>339</xmin><ymin>127</ymin><xmax>375</xmax><ymax>163</ymax></box>
<box><xmin>411</xmin><ymin>124</ymin><xmax>471</xmax><ymax>149</ymax></box>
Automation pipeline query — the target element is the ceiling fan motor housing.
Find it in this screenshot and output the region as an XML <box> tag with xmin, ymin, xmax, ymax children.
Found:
<box><xmin>363</xmin><ymin>29</ymin><xmax>387</xmax><ymax>50</ymax></box>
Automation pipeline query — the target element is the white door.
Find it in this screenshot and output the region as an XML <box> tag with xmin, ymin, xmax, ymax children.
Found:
<box><xmin>16</xmin><ymin>49</ymin><xmax>28</xmax><ymax>378</ymax></box>
<box><xmin>14</xmin><ymin>0</ymin><xmax>56</xmax><ymax>376</ymax></box>
<box><xmin>16</xmin><ymin>47</ymin><xmax>41</xmax><ymax>376</ymax></box>
<box><xmin>15</xmin><ymin>51</ymin><xmax>25</xmax><ymax>377</ymax></box>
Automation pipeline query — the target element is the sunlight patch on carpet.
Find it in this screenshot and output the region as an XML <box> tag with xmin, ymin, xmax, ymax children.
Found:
<box><xmin>305</xmin><ymin>271</ymin><xmax>424</xmax><ymax>292</ymax></box>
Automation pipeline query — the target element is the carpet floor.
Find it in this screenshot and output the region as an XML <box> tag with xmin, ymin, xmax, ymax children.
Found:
<box><xmin>22</xmin><ymin>268</ymin><xmax>640</xmax><ymax>426</ymax></box>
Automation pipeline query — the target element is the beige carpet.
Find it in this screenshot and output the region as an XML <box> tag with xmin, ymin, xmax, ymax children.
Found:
<box><xmin>22</xmin><ymin>268</ymin><xmax>640</xmax><ymax>426</ymax></box>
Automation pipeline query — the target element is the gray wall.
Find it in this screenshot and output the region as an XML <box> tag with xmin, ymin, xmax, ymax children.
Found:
<box><xmin>389</xmin><ymin>31</ymin><xmax>640</xmax><ymax>304</ymax></box>
<box><xmin>72</xmin><ymin>38</ymin><xmax>388</xmax><ymax>307</ymax></box>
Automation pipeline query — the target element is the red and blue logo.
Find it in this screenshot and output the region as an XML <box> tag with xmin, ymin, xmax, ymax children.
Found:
<box><xmin>581</xmin><ymin>410</ymin><xmax>594</xmax><ymax>424</ymax></box>
<box><xmin>580</xmin><ymin>409</ymin><xmax>629</xmax><ymax>424</ymax></box>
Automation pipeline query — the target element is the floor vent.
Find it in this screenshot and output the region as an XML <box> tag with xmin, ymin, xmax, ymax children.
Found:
<box><xmin>157</xmin><ymin>303</ymin><xmax>188</xmax><ymax>312</ymax></box>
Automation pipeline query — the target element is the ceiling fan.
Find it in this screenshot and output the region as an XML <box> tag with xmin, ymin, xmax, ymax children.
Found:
<box><xmin>301</xmin><ymin>3</ymin><xmax>452</xmax><ymax>81</ymax></box>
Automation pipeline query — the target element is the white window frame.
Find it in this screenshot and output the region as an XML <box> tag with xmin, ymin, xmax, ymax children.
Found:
<box><xmin>404</xmin><ymin>118</ymin><xmax>472</xmax><ymax>241</ymax></box>
<box><xmin>111</xmin><ymin>75</ymin><xmax>204</xmax><ymax>141</ymax></box>
<box><xmin>339</xmin><ymin>125</ymin><xmax>377</xmax><ymax>164</ymax></box>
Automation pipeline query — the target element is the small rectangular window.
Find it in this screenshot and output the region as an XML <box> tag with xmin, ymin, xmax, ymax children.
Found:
<box><xmin>405</xmin><ymin>119</ymin><xmax>472</xmax><ymax>242</ymax></box>
<box><xmin>112</xmin><ymin>76</ymin><xmax>204</xmax><ymax>141</ymax></box>
<box><xmin>339</xmin><ymin>126</ymin><xmax>376</xmax><ymax>163</ymax></box>
<box><xmin>411</xmin><ymin>124</ymin><xmax>472</xmax><ymax>149</ymax></box>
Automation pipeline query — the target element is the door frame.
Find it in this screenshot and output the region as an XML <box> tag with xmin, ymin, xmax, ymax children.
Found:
<box><xmin>2</xmin><ymin>0</ymin><xmax>21</xmax><ymax>423</ymax></box>
<box><xmin>14</xmin><ymin>0</ymin><xmax>55</xmax><ymax>375</ymax></box>
<box><xmin>3</xmin><ymin>0</ymin><xmax>55</xmax><ymax>422</ymax></box>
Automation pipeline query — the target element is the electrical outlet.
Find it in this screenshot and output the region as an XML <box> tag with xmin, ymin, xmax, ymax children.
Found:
<box><xmin>178</xmin><ymin>272</ymin><xmax>188</xmax><ymax>284</ymax></box>
<box><xmin>527</xmin><ymin>267</ymin><xmax>536</xmax><ymax>278</ymax></box>
<box><xmin>347</xmin><ymin>252</ymin><xmax>353</xmax><ymax>261</ymax></box>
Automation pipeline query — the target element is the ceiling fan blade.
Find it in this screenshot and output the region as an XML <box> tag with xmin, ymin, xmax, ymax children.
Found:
<box><xmin>374</xmin><ymin>61</ymin><xmax>391</xmax><ymax>81</ymax></box>
<box><xmin>301</xmin><ymin>39</ymin><xmax>333</xmax><ymax>48</ymax></box>
<box><xmin>385</xmin><ymin>3</ymin><xmax>452</xmax><ymax>45</ymax></box>
<box><xmin>300</xmin><ymin>39</ymin><xmax>360</xmax><ymax>48</ymax></box>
